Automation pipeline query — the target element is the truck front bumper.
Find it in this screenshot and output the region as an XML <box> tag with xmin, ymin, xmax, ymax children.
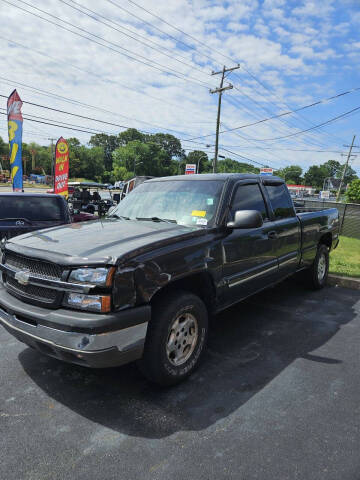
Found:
<box><xmin>0</xmin><ymin>286</ymin><xmax>150</xmax><ymax>368</ymax></box>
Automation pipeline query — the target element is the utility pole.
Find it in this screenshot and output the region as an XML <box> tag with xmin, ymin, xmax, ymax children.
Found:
<box><xmin>336</xmin><ymin>135</ymin><xmax>359</xmax><ymax>201</ymax></box>
<box><xmin>210</xmin><ymin>64</ymin><xmax>239</xmax><ymax>173</ymax></box>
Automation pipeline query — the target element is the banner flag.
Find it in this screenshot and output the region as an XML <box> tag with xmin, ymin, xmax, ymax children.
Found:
<box><xmin>54</xmin><ymin>137</ymin><xmax>69</xmax><ymax>198</ymax></box>
<box><xmin>7</xmin><ymin>89</ymin><xmax>23</xmax><ymax>192</ymax></box>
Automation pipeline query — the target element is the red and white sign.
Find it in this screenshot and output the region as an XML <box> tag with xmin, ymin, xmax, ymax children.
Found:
<box><xmin>260</xmin><ymin>168</ymin><xmax>273</xmax><ymax>176</ymax></box>
<box><xmin>54</xmin><ymin>137</ymin><xmax>69</xmax><ymax>198</ymax></box>
<box><xmin>185</xmin><ymin>163</ymin><xmax>196</xmax><ymax>175</ymax></box>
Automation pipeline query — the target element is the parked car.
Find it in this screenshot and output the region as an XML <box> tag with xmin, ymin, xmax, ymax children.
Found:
<box><xmin>0</xmin><ymin>174</ymin><xmax>339</xmax><ymax>385</ymax></box>
<box><xmin>0</xmin><ymin>193</ymin><xmax>72</xmax><ymax>241</ymax></box>
<box><xmin>0</xmin><ymin>193</ymin><xmax>96</xmax><ymax>241</ymax></box>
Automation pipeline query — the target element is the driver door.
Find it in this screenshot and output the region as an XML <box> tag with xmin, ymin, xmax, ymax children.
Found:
<box><xmin>221</xmin><ymin>181</ymin><xmax>279</xmax><ymax>307</ymax></box>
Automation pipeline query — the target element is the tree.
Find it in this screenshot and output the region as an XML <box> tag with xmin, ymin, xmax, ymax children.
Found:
<box><xmin>149</xmin><ymin>133</ymin><xmax>182</xmax><ymax>158</ymax></box>
<box><xmin>0</xmin><ymin>136</ymin><xmax>8</xmax><ymax>169</ymax></box>
<box><xmin>217</xmin><ymin>158</ymin><xmax>259</xmax><ymax>174</ymax></box>
<box><xmin>179</xmin><ymin>151</ymin><xmax>211</xmax><ymax>174</ymax></box>
<box><xmin>345</xmin><ymin>179</ymin><xmax>360</xmax><ymax>204</ymax></box>
<box><xmin>304</xmin><ymin>165</ymin><xmax>329</xmax><ymax>189</ymax></box>
<box><xmin>118</xmin><ymin>128</ymin><xmax>146</xmax><ymax>146</ymax></box>
<box><xmin>323</xmin><ymin>160</ymin><xmax>341</xmax><ymax>177</ymax></box>
<box><xmin>275</xmin><ymin>165</ymin><xmax>303</xmax><ymax>184</ymax></box>
<box><xmin>89</xmin><ymin>133</ymin><xmax>118</xmax><ymax>171</ymax></box>
<box><xmin>112</xmin><ymin>140</ymin><xmax>179</xmax><ymax>178</ymax></box>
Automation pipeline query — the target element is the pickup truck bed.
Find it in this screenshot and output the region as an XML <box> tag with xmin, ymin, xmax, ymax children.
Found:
<box><xmin>0</xmin><ymin>174</ymin><xmax>340</xmax><ymax>385</ymax></box>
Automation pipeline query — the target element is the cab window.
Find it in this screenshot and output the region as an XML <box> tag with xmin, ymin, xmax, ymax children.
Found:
<box><xmin>230</xmin><ymin>183</ymin><xmax>267</xmax><ymax>220</ymax></box>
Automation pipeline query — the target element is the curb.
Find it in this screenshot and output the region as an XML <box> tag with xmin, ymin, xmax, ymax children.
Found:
<box><xmin>327</xmin><ymin>274</ymin><xmax>360</xmax><ymax>290</ymax></box>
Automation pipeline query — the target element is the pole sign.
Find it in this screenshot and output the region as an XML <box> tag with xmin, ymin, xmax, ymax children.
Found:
<box><xmin>185</xmin><ymin>163</ymin><xmax>196</xmax><ymax>175</ymax></box>
<box><xmin>320</xmin><ymin>190</ymin><xmax>330</xmax><ymax>199</ymax></box>
<box><xmin>7</xmin><ymin>89</ymin><xmax>23</xmax><ymax>192</ymax></box>
<box><xmin>54</xmin><ymin>137</ymin><xmax>69</xmax><ymax>198</ymax></box>
<box><xmin>260</xmin><ymin>168</ymin><xmax>273</xmax><ymax>176</ymax></box>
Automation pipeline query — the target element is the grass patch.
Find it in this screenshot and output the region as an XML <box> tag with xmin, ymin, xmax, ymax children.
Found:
<box><xmin>330</xmin><ymin>236</ymin><xmax>360</xmax><ymax>278</ymax></box>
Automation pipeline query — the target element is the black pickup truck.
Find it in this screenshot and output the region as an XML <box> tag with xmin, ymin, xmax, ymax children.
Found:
<box><xmin>0</xmin><ymin>174</ymin><xmax>339</xmax><ymax>385</ymax></box>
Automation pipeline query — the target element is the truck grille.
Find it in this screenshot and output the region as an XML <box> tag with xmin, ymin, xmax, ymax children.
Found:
<box><xmin>5</xmin><ymin>251</ymin><xmax>62</xmax><ymax>280</ymax></box>
<box><xmin>6</xmin><ymin>276</ymin><xmax>57</xmax><ymax>303</ymax></box>
<box><xmin>3</xmin><ymin>251</ymin><xmax>63</xmax><ymax>306</ymax></box>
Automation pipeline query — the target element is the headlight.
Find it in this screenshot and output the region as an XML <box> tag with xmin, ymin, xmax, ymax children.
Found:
<box><xmin>69</xmin><ymin>267</ymin><xmax>114</xmax><ymax>286</ymax></box>
<box><xmin>63</xmin><ymin>293</ymin><xmax>111</xmax><ymax>312</ymax></box>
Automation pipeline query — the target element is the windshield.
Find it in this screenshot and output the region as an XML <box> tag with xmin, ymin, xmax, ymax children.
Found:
<box><xmin>110</xmin><ymin>180</ymin><xmax>224</xmax><ymax>227</ymax></box>
<box><xmin>99</xmin><ymin>191</ymin><xmax>111</xmax><ymax>200</ymax></box>
<box><xmin>0</xmin><ymin>196</ymin><xmax>63</xmax><ymax>221</ymax></box>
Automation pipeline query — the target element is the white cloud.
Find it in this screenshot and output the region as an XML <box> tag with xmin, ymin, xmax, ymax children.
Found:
<box><xmin>0</xmin><ymin>0</ymin><xmax>358</xmax><ymax>175</ymax></box>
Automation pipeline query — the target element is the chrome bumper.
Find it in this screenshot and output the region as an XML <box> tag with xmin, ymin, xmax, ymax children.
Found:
<box><xmin>0</xmin><ymin>304</ymin><xmax>149</xmax><ymax>368</ymax></box>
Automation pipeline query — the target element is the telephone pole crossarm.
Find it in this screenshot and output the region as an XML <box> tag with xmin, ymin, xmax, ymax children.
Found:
<box><xmin>211</xmin><ymin>64</ymin><xmax>240</xmax><ymax>76</ymax></box>
<box><xmin>209</xmin><ymin>84</ymin><xmax>233</xmax><ymax>94</ymax></box>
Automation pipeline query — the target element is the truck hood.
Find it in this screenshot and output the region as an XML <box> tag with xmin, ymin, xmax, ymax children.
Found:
<box><xmin>5</xmin><ymin>218</ymin><xmax>203</xmax><ymax>265</ymax></box>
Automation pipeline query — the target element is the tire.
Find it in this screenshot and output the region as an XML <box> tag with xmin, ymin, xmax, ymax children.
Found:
<box><xmin>138</xmin><ymin>291</ymin><xmax>208</xmax><ymax>386</ymax></box>
<box><xmin>306</xmin><ymin>244</ymin><xmax>329</xmax><ymax>290</ymax></box>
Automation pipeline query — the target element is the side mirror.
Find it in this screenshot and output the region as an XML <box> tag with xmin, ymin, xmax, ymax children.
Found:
<box><xmin>227</xmin><ymin>210</ymin><xmax>263</xmax><ymax>229</ymax></box>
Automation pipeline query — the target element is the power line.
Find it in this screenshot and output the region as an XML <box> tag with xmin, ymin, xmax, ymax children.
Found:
<box><xmin>3</xmin><ymin>0</ymin><xmax>214</xmax><ymax>89</ymax></box>
<box><xmin>104</xmin><ymin>0</ymin><xmax>217</xmax><ymax>66</ymax></box>
<box><xmin>57</xmin><ymin>0</ymin><xmax>211</xmax><ymax>78</ymax></box>
<box><xmin>245</xmin><ymin>106</ymin><xmax>360</xmax><ymax>142</ymax></box>
<box><xmin>0</xmin><ymin>38</ymin><xmax>209</xmax><ymax>122</ymax></box>
<box><xmin>120</xmin><ymin>1</ymin><xmax>353</xmax><ymax>146</ymax></box>
<box><xmin>0</xmin><ymin>77</ymin><xmax>204</xmax><ymax>139</ymax></box>
<box><xmin>0</xmin><ymin>110</ymin><xmax>115</xmax><ymax>135</ymax></box>
<box><xmin>183</xmin><ymin>86</ymin><xmax>360</xmax><ymax>141</ymax></box>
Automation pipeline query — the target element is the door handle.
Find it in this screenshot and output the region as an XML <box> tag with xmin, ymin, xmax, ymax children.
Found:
<box><xmin>267</xmin><ymin>231</ymin><xmax>278</xmax><ymax>239</ymax></box>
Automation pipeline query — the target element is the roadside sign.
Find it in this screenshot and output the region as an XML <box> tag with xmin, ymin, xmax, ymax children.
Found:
<box><xmin>260</xmin><ymin>168</ymin><xmax>273</xmax><ymax>176</ymax></box>
<box><xmin>185</xmin><ymin>164</ymin><xmax>196</xmax><ymax>175</ymax></box>
<box><xmin>320</xmin><ymin>190</ymin><xmax>330</xmax><ymax>199</ymax></box>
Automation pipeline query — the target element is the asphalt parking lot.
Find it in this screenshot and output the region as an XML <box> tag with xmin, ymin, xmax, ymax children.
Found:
<box><xmin>1</xmin><ymin>281</ymin><xmax>359</xmax><ymax>480</ymax></box>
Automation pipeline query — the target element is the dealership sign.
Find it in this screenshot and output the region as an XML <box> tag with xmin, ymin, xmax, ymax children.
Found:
<box><xmin>54</xmin><ymin>137</ymin><xmax>69</xmax><ymax>198</ymax></box>
<box><xmin>260</xmin><ymin>168</ymin><xmax>273</xmax><ymax>176</ymax></box>
<box><xmin>185</xmin><ymin>163</ymin><xmax>197</xmax><ymax>175</ymax></box>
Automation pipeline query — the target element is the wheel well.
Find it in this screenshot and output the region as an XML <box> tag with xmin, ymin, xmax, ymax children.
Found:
<box><xmin>319</xmin><ymin>232</ymin><xmax>332</xmax><ymax>249</ymax></box>
<box><xmin>150</xmin><ymin>272</ymin><xmax>216</xmax><ymax>314</ymax></box>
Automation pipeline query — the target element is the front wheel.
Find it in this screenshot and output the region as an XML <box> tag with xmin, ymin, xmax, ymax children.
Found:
<box><xmin>306</xmin><ymin>244</ymin><xmax>329</xmax><ymax>290</ymax></box>
<box><xmin>138</xmin><ymin>291</ymin><xmax>208</xmax><ymax>386</ymax></box>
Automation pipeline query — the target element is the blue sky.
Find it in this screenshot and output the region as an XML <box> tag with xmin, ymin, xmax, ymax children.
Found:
<box><xmin>1</xmin><ymin>0</ymin><xmax>360</xmax><ymax>174</ymax></box>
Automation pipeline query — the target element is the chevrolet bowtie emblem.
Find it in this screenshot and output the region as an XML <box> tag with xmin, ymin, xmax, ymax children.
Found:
<box><xmin>14</xmin><ymin>270</ymin><xmax>30</xmax><ymax>286</ymax></box>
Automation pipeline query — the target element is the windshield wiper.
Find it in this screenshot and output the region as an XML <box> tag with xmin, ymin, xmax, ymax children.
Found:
<box><xmin>108</xmin><ymin>213</ymin><xmax>130</xmax><ymax>220</ymax></box>
<box><xmin>136</xmin><ymin>216</ymin><xmax>177</xmax><ymax>224</ymax></box>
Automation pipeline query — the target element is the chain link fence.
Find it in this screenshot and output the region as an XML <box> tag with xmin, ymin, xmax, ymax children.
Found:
<box><xmin>303</xmin><ymin>199</ymin><xmax>360</xmax><ymax>239</ymax></box>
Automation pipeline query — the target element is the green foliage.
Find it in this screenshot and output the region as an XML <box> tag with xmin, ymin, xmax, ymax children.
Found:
<box><xmin>345</xmin><ymin>179</ymin><xmax>360</xmax><ymax>204</ymax></box>
<box><xmin>303</xmin><ymin>164</ymin><xmax>330</xmax><ymax>189</ymax></box>
<box><xmin>217</xmin><ymin>158</ymin><xmax>259</xmax><ymax>174</ymax></box>
<box><xmin>275</xmin><ymin>165</ymin><xmax>303</xmax><ymax>184</ymax></box>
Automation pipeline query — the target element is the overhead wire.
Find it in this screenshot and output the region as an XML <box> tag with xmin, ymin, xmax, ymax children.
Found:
<box><xmin>119</xmin><ymin>1</ymin><xmax>352</xmax><ymax>147</ymax></box>
<box><xmin>57</xmin><ymin>0</ymin><xmax>212</xmax><ymax>78</ymax></box>
<box><xmin>3</xmin><ymin>0</ymin><xmax>215</xmax><ymax>89</ymax></box>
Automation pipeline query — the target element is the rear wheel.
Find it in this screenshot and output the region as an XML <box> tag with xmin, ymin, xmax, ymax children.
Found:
<box><xmin>306</xmin><ymin>244</ymin><xmax>329</xmax><ymax>289</ymax></box>
<box><xmin>138</xmin><ymin>291</ymin><xmax>208</xmax><ymax>386</ymax></box>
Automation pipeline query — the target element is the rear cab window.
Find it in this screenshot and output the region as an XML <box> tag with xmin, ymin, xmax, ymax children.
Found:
<box><xmin>265</xmin><ymin>184</ymin><xmax>295</xmax><ymax>219</ymax></box>
<box><xmin>0</xmin><ymin>196</ymin><xmax>63</xmax><ymax>222</ymax></box>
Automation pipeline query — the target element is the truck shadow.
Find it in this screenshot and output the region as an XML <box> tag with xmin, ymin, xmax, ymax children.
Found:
<box><xmin>19</xmin><ymin>281</ymin><xmax>359</xmax><ymax>439</ymax></box>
